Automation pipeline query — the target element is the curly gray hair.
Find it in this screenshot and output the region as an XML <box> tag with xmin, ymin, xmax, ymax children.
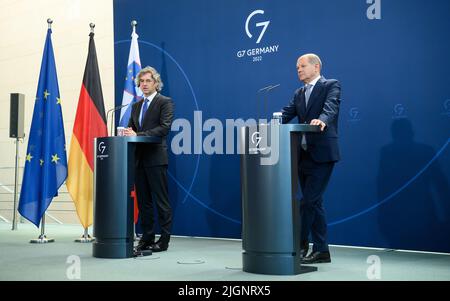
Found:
<box><xmin>135</xmin><ymin>66</ymin><xmax>164</xmax><ymax>92</ymax></box>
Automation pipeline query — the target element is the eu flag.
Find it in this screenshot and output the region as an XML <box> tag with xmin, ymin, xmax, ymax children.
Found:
<box><xmin>18</xmin><ymin>28</ymin><xmax>68</xmax><ymax>227</ymax></box>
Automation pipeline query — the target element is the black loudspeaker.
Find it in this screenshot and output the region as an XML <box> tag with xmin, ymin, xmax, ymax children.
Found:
<box><xmin>10</xmin><ymin>93</ymin><xmax>25</xmax><ymax>138</ymax></box>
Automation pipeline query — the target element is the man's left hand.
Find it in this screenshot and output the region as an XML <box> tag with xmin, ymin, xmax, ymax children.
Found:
<box><xmin>310</xmin><ymin>119</ymin><xmax>326</xmax><ymax>131</ymax></box>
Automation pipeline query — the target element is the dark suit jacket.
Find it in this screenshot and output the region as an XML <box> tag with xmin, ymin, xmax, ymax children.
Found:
<box><xmin>282</xmin><ymin>76</ymin><xmax>341</xmax><ymax>163</ymax></box>
<box><xmin>128</xmin><ymin>93</ymin><xmax>174</xmax><ymax>166</ymax></box>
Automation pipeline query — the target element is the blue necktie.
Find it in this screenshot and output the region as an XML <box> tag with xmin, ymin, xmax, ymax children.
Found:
<box><xmin>140</xmin><ymin>99</ymin><xmax>149</xmax><ymax>127</ymax></box>
<box><xmin>304</xmin><ymin>84</ymin><xmax>312</xmax><ymax>106</ymax></box>
<box><xmin>301</xmin><ymin>84</ymin><xmax>312</xmax><ymax>150</ymax></box>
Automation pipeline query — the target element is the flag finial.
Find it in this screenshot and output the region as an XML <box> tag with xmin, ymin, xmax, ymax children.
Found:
<box><xmin>90</xmin><ymin>23</ymin><xmax>95</xmax><ymax>33</ymax></box>
<box><xmin>47</xmin><ymin>18</ymin><xmax>53</xmax><ymax>29</ymax></box>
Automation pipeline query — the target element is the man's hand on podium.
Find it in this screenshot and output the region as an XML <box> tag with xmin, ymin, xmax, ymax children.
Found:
<box><xmin>123</xmin><ymin>127</ymin><xmax>137</xmax><ymax>136</ymax></box>
<box><xmin>310</xmin><ymin>119</ymin><xmax>326</xmax><ymax>131</ymax></box>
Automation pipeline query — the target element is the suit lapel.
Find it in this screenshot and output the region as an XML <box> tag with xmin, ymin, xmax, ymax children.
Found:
<box><xmin>140</xmin><ymin>93</ymin><xmax>160</xmax><ymax>129</ymax></box>
<box><xmin>305</xmin><ymin>77</ymin><xmax>325</xmax><ymax>115</ymax></box>
<box><xmin>147</xmin><ymin>93</ymin><xmax>159</xmax><ymax>115</ymax></box>
<box><xmin>299</xmin><ymin>86</ymin><xmax>307</xmax><ymax>116</ymax></box>
<box><xmin>135</xmin><ymin>99</ymin><xmax>144</xmax><ymax>126</ymax></box>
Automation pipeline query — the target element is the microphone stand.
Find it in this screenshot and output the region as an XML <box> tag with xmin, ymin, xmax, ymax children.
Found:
<box><xmin>257</xmin><ymin>84</ymin><xmax>281</xmax><ymax>123</ymax></box>
<box><xmin>106</xmin><ymin>103</ymin><xmax>129</xmax><ymax>136</ymax></box>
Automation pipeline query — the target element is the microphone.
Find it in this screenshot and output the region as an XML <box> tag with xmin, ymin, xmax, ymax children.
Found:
<box><xmin>258</xmin><ymin>84</ymin><xmax>273</xmax><ymax>93</ymax></box>
<box><xmin>266</xmin><ymin>83</ymin><xmax>280</xmax><ymax>92</ymax></box>
<box><xmin>258</xmin><ymin>84</ymin><xmax>281</xmax><ymax>93</ymax></box>
<box><xmin>257</xmin><ymin>84</ymin><xmax>281</xmax><ymax>123</ymax></box>
<box><xmin>106</xmin><ymin>103</ymin><xmax>131</xmax><ymax>136</ymax></box>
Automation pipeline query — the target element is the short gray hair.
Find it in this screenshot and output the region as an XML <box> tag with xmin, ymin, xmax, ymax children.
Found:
<box><xmin>135</xmin><ymin>66</ymin><xmax>164</xmax><ymax>92</ymax></box>
<box><xmin>301</xmin><ymin>53</ymin><xmax>322</xmax><ymax>70</ymax></box>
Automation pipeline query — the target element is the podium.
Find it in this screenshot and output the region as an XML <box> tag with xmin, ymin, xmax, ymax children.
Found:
<box><xmin>240</xmin><ymin>123</ymin><xmax>320</xmax><ymax>275</ymax></box>
<box><xmin>92</xmin><ymin>136</ymin><xmax>161</xmax><ymax>258</ymax></box>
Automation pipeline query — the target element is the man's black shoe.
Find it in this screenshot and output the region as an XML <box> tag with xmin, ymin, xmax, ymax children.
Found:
<box><xmin>300</xmin><ymin>241</ymin><xmax>309</xmax><ymax>258</ymax></box>
<box><xmin>301</xmin><ymin>251</ymin><xmax>331</xmax><ymax>264</ymax></box>
<box><xmin>151</xmin><ymin>242</ymin><xmax>168</xmax><ymax>252</ymax></box>
<box><xmin>135</xmin><ymin>239</ymin><xmax>154</xmax><ymax>252</ymax></box>
<box><xmin>300</xmin><ymin>248</ymin><xmax>309</xmax><ymax>258</ymax></box>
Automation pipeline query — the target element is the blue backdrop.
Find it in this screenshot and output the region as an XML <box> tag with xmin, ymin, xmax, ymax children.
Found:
<box><xmin>113</xmin><ymin>0</ymin><xmax>450</xmax><ymax>253</ymax></box>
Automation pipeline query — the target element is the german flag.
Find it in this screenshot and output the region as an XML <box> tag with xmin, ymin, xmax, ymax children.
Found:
<box><xmin>66</xmin><ymin>32</ymin><xmax>108</xmax><ymax>229</ymax></box>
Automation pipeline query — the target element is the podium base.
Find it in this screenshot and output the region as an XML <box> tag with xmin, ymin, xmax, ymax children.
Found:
<box><xmin>93</xmin><ymin>238</ymin><xmax>133</xmax><ymax>258</ymax></box>
<box><xmin>298</xmin><ymin>265</ymin><xmax>318</xmax><ymax>274</ymax></box>
<box><xmin>243</xmin><ymin>251</ymin><xmax>317</xmax><ymax>275</ymax></box>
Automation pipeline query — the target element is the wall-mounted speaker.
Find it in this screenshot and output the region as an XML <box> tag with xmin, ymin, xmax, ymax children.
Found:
<box><xmin>9</xmin><ymin>93</ymin><xmax>25</xmax><ymax>138</ymax></box>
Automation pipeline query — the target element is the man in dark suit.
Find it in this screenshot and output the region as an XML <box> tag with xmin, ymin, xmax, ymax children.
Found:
<box><xmin>281</xmin><ymin>53</ymin><xmax>341</xmax><ymax>264</ymax></box>
<box><xmin>124</xmin><ymin>66</ymin><xmax>174</xmax><ymax>252</ymax></box>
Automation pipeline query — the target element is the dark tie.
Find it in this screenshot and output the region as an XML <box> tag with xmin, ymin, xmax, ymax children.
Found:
<box><xmin>140</xmin><ymin>99</ymin><xmax>149</xmax><ymax>127</ymax></box>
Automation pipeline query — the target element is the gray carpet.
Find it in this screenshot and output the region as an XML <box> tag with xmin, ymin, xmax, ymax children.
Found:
<box><xmin>1</xmin><ymin>223</ymin><xmax>449</xmax><ymax>281</ymax></box>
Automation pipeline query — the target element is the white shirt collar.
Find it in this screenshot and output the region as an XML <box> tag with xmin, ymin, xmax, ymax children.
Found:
<box><xmin>144</xmin><ymin>91</ymin><xmax>157</xmax><ymax>103</ymax></box>
<box><xmin>306</xmin><ymin>75</ymin><xmax>321</xmax><ymax>88</ymax></box>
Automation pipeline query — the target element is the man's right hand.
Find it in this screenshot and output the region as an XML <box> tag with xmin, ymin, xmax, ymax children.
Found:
<box><xmin>123</xmin><ymin>127</ymin><xmax>137</xmax><ymax>136</ymax></box>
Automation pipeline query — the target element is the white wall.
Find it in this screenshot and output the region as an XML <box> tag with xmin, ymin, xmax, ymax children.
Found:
<box><xmin>0</xmin><ymin>0</ymin><xmax>114</xmax><ymax>226</ymax></box>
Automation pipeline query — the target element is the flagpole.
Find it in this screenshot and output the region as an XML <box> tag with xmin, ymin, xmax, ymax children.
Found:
<box><xmin>11</xmin><ymin>136</ymin><xmax>21</xmax><ymax>230</ymax></box>
<box><xmin>30</xmin><ymin>215</ymin><xmax>55</xmax><ymax>243</ymax></box>
<box><xmin>73</xmin><ymin>22</ymin><xmax>98</xmax><ymax>244</ymax></box>
<box><xmin>127</xmin><ymin>20</ymin><xmax>142</xmax><ymax>240</ymax></box>
<box><xmin>131</xmin><ymin>20</ymin><xmax>139</xmax><ymax>241</ymax></box>
<box><xmin>28</xmin><ymin>18</ymin><xmax>57</xmax><ymax>244</ymax></box>
<box><xmin>20</xmin><ymin>18</ymin><xmax>66</xmax><ymax>243</ymax></box>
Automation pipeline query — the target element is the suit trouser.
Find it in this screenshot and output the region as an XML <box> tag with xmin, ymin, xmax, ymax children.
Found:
<box><xmin>298</xmin><ymin>149</ymin><xmax>335</xmax><ymax>253</ymax></box>
<box><xmin>135</xmin><ymin>164</ymin><xmax>172</xmax><ymax>244</ymax></box>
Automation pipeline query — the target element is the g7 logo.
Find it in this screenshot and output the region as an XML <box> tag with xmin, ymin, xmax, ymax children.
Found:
<box><xmin>251</xmin><ymin>131</ymin><xmax>262</xmax><ymax>148</ymax></box>
<box><xmin>444</xmin><ymin>99</ymin><xmax>450</xmax><ymax>112</ymax></box>
<box><xmin>98</xmin><ymin>142</ymin><xmax>106</xmax><ymax>154</ymax></box>
<box><xmin>349</xmin><ymin>107</ymin><xmax>360</xmax><ymax>120</ymax></box>
<box><xmin>245</xmin><ymin>10</ymin><xmax>270</xmax><ymax>44</ymax></box>
<box><xmin>393</xmin><ymin>104</ymin><xmax>405</xmax><ymax>117</ymax></box>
